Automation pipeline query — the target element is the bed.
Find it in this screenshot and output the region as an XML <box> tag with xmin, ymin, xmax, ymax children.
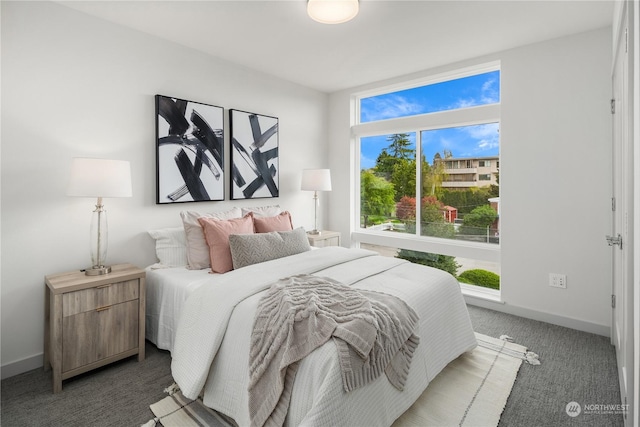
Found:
<box><xmin>145</xmin><ymin>228</ymin><xmax>476</xmax><ymax>426</ymax></box>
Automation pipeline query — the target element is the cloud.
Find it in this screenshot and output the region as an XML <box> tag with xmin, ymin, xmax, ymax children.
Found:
<box><xmin>448</xmin><ymin>74</ymin><xmax>500</xmax><ymax>110</ymax></box>
<box><xmin>481</xmin><ymin>77</ymin><xmax>500</xmax><ymax>104</ymax></box>
<box><xmin>361</xmin><ymin>94</ymin><xmax>424</xmax><ymax>122</ymax></box>
<box><xmin>460</xmin><ymin>123</ymin><xmax>499</xmax><ymax>154</ymax></box>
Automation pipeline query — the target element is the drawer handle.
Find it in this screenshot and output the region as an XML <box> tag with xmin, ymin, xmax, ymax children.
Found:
<box><xmin>96</xmin><ymin>284</ymin><xmax>111</xmax><ymax>289</ymax></box>
<box><xmin>96</xmin><ymin>305</ymin><xmax>112</xmax><ymax>312</ymax></box>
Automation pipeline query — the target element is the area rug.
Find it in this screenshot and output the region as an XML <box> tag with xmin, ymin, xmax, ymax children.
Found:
<box><xmin>144</xmin><ymin>333</ymin><xmax>537</xmax><ymax>427</ymax></box>
<box><xmin>393</xmin><ymin>333</ymin><xmax>537</xmax><ymax>427</ymax></box>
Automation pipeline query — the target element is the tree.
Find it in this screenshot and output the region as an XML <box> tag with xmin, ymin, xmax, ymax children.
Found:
<box><xmin>459</xmin><ymin>204</ymin><xmax>498</xmax><ymax>238</ymax></box>
<box><xmin>391</xmin><ymin>158</ymin><xmax>416</xmax><ymax>201</ymax></box>
<box><xmin>463</xmin><ymin>204</ymin><xmax>498</xmax><ymax>228</ymax></box>
<box><xmin>360</xmin><ymin>170</ymin><xmax>395</xmax><ymax>227</ymax></box>
<box><xmin>396</xmin><ymin>196</ymin><xmax>416</xmax><ymax>220</ymax></box>
<box><xmin>386</xmin><ymin>133</ymin><xmax>414</xmax><ymax>159</ymax></box>
<box><xmin>420</xmin><ymin>196</ymin><xmax>456</xmax><ymax>239</ymax></box>
<box><xmin>374</xmin><ymin>149</ymin><xmax>396</xmax><ymax>178</ymax></box>
<box><xmin>396</xmin><ymin>196</ymin><xmax>459</xmax><ymax>276</ymax></box>
<box><xmin>440</xmin><ymin>187</ymin><xmax>494</xmax><ymax>215</ymax></box>
<box><xmin>424</xmin><ymin>151</ymin><xmax>447</xmax><ymax>198</ymax></box>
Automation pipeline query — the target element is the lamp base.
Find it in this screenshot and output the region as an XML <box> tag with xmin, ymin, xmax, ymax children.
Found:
<box><xmin>307</xmin><ymin>229</ymin><xmax>322</xmax><ymax>235</ymax></box>
<box><xmin>85</xmin><ymin>265</ymin><xmax>112</xmax><ymax>276</ymax></box>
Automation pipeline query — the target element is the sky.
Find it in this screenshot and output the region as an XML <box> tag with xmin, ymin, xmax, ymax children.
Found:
<box><xmin>360</xmin><ymin>71</ymin><xmax>500</xmax><ymax>169</ymax></box>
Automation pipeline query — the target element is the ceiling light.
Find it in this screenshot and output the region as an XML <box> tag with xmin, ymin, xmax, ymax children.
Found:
<box><xmin>307</xmin><ymin>0</ymin><xmax>359</xmax><ymax>24</ymax></box>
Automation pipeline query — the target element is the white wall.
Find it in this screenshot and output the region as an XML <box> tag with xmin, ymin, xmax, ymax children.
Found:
<box><xmin>1</xmin><ymin>1</ymin><xmax>328</xmax><ymax>377</ymax></box>
<box><xmin>328</xmin><ymin>27</ymin><xmax>613</xmax><ymax>335</ymax></box>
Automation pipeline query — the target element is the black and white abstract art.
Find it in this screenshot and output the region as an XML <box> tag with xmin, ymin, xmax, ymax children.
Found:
<box><xmin>156</xmin><ymin>95</ymin><xmax>224</xmax><ymax>204</ymax></box>
<box><xmin>230</xmin><ymin>109</ymin><xmax>279</xmax><ymax>200</ymax></box>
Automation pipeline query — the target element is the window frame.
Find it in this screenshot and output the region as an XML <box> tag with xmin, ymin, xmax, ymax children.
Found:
<box><xmin>351</xmin><ymin>62</ymin><xmax>501</xmax><ymax>266</ymax></box>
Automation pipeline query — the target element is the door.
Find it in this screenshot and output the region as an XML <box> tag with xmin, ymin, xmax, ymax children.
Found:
<box><xmin>611</xmin><ymin>5</ymin><xmax>634</xmax><ymax>425</ymax></box>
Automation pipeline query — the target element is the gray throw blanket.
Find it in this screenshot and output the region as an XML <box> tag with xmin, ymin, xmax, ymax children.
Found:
<box><xmin>248</xmin><ymin>274</ymin><xmax>420</xmax><ymax>427</ymax></box>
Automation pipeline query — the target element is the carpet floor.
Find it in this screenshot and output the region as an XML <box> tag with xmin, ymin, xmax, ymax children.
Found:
<box><xmin>0</xmin><ymin>304</ymin><xmax>624</xmax><ymax>426</ymax></box>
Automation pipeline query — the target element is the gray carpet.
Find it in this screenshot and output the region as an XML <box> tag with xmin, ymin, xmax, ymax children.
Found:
<box><xmin>1</xmin><ymin>305</ymin><xmax>623</xmax><ymax>426</ymax></box>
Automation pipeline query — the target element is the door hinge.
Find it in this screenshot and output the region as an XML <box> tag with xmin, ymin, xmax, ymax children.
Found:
<box><xmin>612</xmin><ymin>197</ymin><xmax>616</xmax><ymax>211</ymax></box>
<box><xmin>611</xmin><ymin>98</ymin><xmax>616</xmax><ymax>114</ymax></box>
<box><xmin>606</xmin><ymin>233</ymin><xmax>623</xmax><ymax>249</ymax></box>
<box><xmin>612</xmin><ymin>294</ymin><xmax>616</xmax><ymax>309</ymax></box>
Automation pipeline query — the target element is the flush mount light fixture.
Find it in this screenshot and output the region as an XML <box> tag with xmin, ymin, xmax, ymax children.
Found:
<box><xmin>307</xmin><ymin>0</ymin><xmax>359</xmax><ymax>24</ymax></box>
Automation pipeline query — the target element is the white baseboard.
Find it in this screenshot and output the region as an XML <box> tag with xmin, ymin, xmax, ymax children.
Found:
<box><xmin>1</xmin><ymin>353</ymin><xmax>43</xmax><ymax>380</ymax></box>
<box><xmin>464</xmin><ymin>293</ymin><xmax>611</xmax><ymax>338</ymax></box>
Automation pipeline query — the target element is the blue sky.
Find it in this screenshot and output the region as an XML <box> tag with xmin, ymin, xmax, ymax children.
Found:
<box><xmin>360</xmin><ymin>71</ymin><xmax>500</xmax><ymax>169</ymax></box>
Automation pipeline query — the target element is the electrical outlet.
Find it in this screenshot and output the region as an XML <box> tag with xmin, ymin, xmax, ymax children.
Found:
<box><xmin>549</xmin><ymin>273</ymin><xmax>567</xmax><ymax>289</ymax></box>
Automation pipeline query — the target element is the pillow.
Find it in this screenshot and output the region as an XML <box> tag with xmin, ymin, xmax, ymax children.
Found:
<box><xmin>147</xmin><ymin>227</ymin><xmax>188</xmax><ymax>267</ymax></box>
<box><xmin>229</xmin><ymin>227</ymin><xmax>311</xmax><ymax>270</ymax></box>
<box><xmin>253</xmin><ymin>211</ymin><xmax>293</xmax><ymax>233</ymax></box>
<box><xmin>241</xmin><ymin>205</ymin><xmax>281</xmax><ymax>218</ymax></box>
<box><xmin>181</xmin><ymin>207</ymin><xmax>242</xmax><ymax>269</ymax></box>
<box><xmin>198</xmin><ymin>214</ymin><xmax>255</xmax><ymax>273</ymax></box>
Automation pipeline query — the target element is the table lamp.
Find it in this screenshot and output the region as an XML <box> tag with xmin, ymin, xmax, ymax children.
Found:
<box><xmin>67</xmin><ymin>158</ymin><xmax>132</xmax><ymax>275</ymax></box>
<box><xmin>301</xmin><ymin>169</ymin><xmax>332</xmax><ymax>235</ymax></box>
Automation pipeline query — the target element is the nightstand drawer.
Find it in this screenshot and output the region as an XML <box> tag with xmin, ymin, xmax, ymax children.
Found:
<box><xmin>62</xmin><ymin>279</ymin><xmax>139</xmax><ymax>317</ymax></box>
<box><xmin>307</xmin><ymin>230</ymin><xmax>341</xmax><ymax>248</ymax></box>
<box><xmin>312</xmin><ymin>236</ymin><xmax>339</xmax><ymax>247</ymax></box>
<box><xmin>62</xmin><ymin>299</ymin><xmax>139</xmax><ymax>372</ymax></box>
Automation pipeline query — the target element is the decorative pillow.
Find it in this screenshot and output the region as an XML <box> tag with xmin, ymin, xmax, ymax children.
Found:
<box><xmin>198</xmin><ymin>214</ymin><xmax>255</xmax><ymax>274</ymax></box>
<box><xmin>181</xmin><ymin>207</ymin><xmax>242</xmax><ymax>269</ymax></box>
<box><xmin>241</xmin><ymin>205</ymin><xmax>281</xmax><ymax>218</ymax></box>
<box><xmin>229</xmin><ymin>227</ymin><xmax>311</xmax><ymax>270</ymax></box>
<box><xmin>253</xmin><ymin>211</ymin><xmax>293</xmax><ymax>233</ymax></box>
<box><xmin>147</xmin><ymin>227</ymin><xmax>188</xmax><ymax>267</ymax></box>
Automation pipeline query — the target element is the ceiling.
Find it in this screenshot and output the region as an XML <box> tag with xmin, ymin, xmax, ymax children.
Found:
<box><xmin>57</xmin><ymin>1</ymin><xmax>614</xmax><ymax>93</ymax></box>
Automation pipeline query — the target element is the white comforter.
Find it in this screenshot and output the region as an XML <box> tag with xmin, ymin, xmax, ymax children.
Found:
<box><xmin>172</xmin><ymin>247</ymin><xmax>476</xmax><ymax>426</ymax></box>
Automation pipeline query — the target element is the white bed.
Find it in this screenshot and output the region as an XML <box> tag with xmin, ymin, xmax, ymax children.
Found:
<box><xmin>145</xmin><ymin>265</ymin><xmax>213</xmax><ymax>353</ymax></box>
<box><xmin>146</xmin><ymin>246</ymin><xmax>476</xmax><ymax>427</ymax></box>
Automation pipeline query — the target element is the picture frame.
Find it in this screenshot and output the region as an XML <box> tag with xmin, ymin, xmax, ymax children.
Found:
<box><xmin>155</xmin><ymin>94</ymin><xmax>225</xmax><ymax>204</ymax></box>
<box><xmin>229</xmin><ymin>109</ymin><xmax>279</xmax><ymax>200</ymax></box>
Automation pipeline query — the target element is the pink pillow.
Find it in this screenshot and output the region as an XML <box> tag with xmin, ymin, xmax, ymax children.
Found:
<box><xmin>253</xmin><ymin>211</ymin><xmax>293</xmax><ymax>233</ymax></box>
<box><xmin>198</xmin><ymin>214</ymin><xmax>255</xmax><ymax>273</ymax></box>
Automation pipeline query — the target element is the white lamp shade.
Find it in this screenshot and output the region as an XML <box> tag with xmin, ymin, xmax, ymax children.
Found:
<box><xmin>307</xmin><ymin>0</ymin><xmax>359</xmax><ymax>24</ymax></box>
<box><xmin>67</xmin><ymin>158</ymin><xmax>132</xmax><ymax>198</ymax></box>
<box><xmin>301</xmin><ymin>169</ymin><xmax>332</xmax><ymax>192</ymax></box>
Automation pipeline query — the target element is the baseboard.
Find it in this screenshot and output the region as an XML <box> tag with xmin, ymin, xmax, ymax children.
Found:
<box><xmin>464</xmin><ymin>294</ymin><xmax>611</xmax><ymax>338</ymax></box>
<box><xmin>1</xmin><ymin>353</ymin><xmax>43</xmax><ymax>380</ymax></box>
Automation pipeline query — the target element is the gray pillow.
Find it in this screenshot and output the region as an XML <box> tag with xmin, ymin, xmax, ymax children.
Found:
<box><xmin>229</xmin><ymin>227</ymin><xmax>311</xmax><ymax>269</ymax></box>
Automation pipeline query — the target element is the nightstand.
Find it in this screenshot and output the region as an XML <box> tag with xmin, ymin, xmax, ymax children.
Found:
<box><xmin>44</xmin><ymin>264</ymin><xmax>146</xmax><ymax>393</ymax></box>
<box><xmin>307</xmin><ymin>230</ymin><xmax>341</xmax><ymax>248</ymax></box>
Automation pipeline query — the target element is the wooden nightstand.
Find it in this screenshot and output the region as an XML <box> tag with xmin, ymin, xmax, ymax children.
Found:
<box><xmin>307</xmin><ymin>230</ymin><xmax>341</xmax><ymax>248</ymax></box>
<box><xmin>44</xmin><ymin>264</ymin><xmax>146</xmax><ymax>393</ymax></box>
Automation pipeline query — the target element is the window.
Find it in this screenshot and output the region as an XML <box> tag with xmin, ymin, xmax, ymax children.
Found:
<box><xmin>353</xmin><ymin>64</ymin><xmax>501</xmax><ymax>292</ymax></box>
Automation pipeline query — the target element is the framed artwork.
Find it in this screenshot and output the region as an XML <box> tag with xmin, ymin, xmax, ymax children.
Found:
<box><xmin>229</xmin><ymin>109</ymin><xmax>279</xmax><ymax>200</ymax></box>
<box><xmin>155</xmin><ymin>95</ymin><xmax>225</xmax><ymax>204</ymax></box>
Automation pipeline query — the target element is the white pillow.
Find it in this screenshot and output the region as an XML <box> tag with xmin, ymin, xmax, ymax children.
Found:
<box><xmin>147</xmin><ymin>227</ymin><xmax>188</xmax><ymax>267</ymax></box>
<box><xmin>180</xmin><ymin>207</ymin><xmax>243</xmax><ymax>269</ymax></box>
<box><xmin>241</xmin><ymin>205</ymin><xmax>281</xmax><ymax>218</ymax></box>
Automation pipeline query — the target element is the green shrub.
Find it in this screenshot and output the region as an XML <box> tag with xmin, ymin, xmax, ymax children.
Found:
<box><xmin>458</xmin><ymin>269</ymin><xmax>500</xmax><ymax>290</ymax></box>
<box><xmin>397</xmin><ymin>250</ymin><xmax>460</xmax><ymax>277</ymax></box>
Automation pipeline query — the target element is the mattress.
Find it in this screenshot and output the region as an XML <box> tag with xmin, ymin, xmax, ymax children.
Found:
<box><xmin>145</xmin><ymin>265</ymin><xmax>216</xmax><ymax>353</ymax></box>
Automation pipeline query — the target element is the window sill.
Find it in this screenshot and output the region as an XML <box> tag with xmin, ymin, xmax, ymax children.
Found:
<box><xmin>459</xmin><ymin>283</ymin><xmax>503</xmax><ymax>304</ymax></box>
